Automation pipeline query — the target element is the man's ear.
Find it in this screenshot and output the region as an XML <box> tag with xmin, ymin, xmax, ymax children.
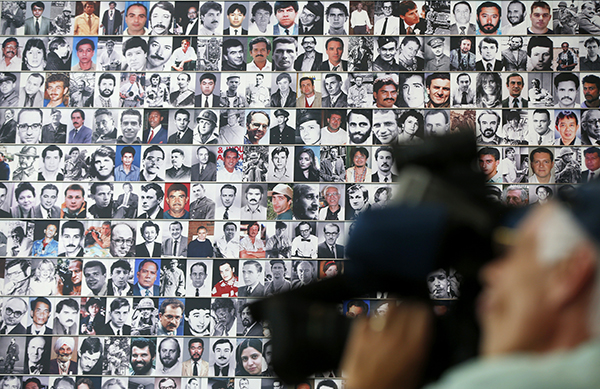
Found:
<box><xmin>548</xmin><ymin>241</ymin><xmax>598</xmax><ymax>307</ymax></box>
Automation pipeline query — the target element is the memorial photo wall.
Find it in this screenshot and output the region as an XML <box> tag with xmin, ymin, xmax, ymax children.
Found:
<box><xmin>0</xmin><ymin>0</ymin><xmax>595</xmax><ymax>388</ymax></box>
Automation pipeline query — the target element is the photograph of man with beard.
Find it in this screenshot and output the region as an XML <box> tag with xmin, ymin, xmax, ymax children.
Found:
<box><xmin>156</xmin><ymin>337</ymin><xmax>182</xmax><ymax>376</ymax></box>
<box><xmin>182</xmin><ymin>337</ymin><xmax>210</xmax><ymax>376</ymax></box>
<box><xmin>49</xmin><ymin>336</ymin><xmax>77</xmax><ymax>374</ymax></box>
<box><xmin>237</xmin><ymin>300</ymin><xmax>263</xmax><ymax>336</ymax></box>
<box><xmin>476</xmin><ymin>1</ymin><xmax>502</xmax><ymax>35</ymax></box>
<box><xmin>292</xmin><ymin>184</ymin><xmax>319</xmax><ymax>220</ymax></box>
<box><xmin>185</xmin><ymin>297</ymin><xmax>211</xmax><ymax>336</ymax></box>
<box><xmin>130</xmin><ymin>337</ymin><xmax>156</xmax><ymax>375</ymax></box>
<box><xmin>94</xmin><ymin>73</ymin><xmax>118</xmax><ymax>107</ymax></box>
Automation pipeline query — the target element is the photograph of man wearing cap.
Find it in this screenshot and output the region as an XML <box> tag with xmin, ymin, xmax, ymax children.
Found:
<box><xmin>298</xmin><ymin>1</ymin><xmax>324</xmax><ymax>34</ymax></box>
<box><xmin>270</xmin><ymin>109</ymin><xmax>295</xmax><ymax>144</ymax></box>
<box><xmin>424</xmin><ymin>37</ymin><xmax>450</xmax><ymax>71</ymax></box>
<box><xmin>269</xmin><ymin>184</ymin><xmax>293</xmax><ymax>220</ymax></box>
<box><xmin>0</xmin><ymin>72</ymin><xmax>18</xmax><ymax>107</ymax></box>
<box><xmin>373</xmin><ymin>36</ymin><xmax>400</xmax><ymax>71</ymax></box>
<box><xmin>41</xmin><ymin>110</ymin><xmax>66</xmax><ymax>145</ymax></box>
<box><xmin>194</xmin><ymin>110</ymin><xmax>219</xmax><ymax>144</ymax></box>
<box><xmin>297</xmin><ymin>110</ymin><xmax>322</xmax><ymax>145</ymax></box>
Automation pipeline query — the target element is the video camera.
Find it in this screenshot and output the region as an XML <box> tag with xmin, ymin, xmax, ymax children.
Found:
<box><xmin>251</xmin><ymin>132</ymin><xmax>513</xmax><ymax>383</ymax></box>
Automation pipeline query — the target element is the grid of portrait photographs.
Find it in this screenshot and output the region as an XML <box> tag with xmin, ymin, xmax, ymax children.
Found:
<box><xmin>0</xmin><ymin>0</ymin><xmax>595</xmax><ymax>387</ymax></box>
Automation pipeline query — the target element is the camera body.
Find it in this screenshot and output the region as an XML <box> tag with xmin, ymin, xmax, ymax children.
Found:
<box><xmin>251</xmin><ymin>133</ymin><xmax>508</xmax><ymax>383</ymax></box>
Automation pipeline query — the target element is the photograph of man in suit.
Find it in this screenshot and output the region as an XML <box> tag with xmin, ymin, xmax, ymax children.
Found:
<box><xmin>27</xmin><ymin>297</ymin><xmax>52</xmax><ymax>335</ymax></box>
<box><xmin>24</xmin><ymin>1</ymin><xmax>51</xmax><ymax>35</ymax></box>
<box><xmin>449</xmin><ymin>1</ymin><xmax>476</xmax><ymax>34</ymax></box>
<box><xmin>502</xmin><ymin>36</ymin><xmax>527</xmax><ymax>71</ymax></box>
<box><xmin>502</xmin><ymin>73</ymin><xmax>528</xmax><ymax>108</ymax></box>
<box><xmin>398</xmin><ymin>0</ymin><xmax>427</xmax><ymax>34</ymax></box>
<box><xmin>167</xmin><ymin>109</ymin><xmax>193</xmax><ymax>144</ymax></box>
<box><xmin>182</xmin><ymin>338</ymin><xmax>209</xmax><ymax>376</ymax></box>
<box><xmin>113</xmin><ymin>183</ymin><xmax>138</xmax><ymax>218</ymax></box>
<box><xmin>49</xmin><ymin>337</ymin><xmax>77</xmax><ymax>374</ymax></box>
<box><xmin>136</xmin><ymin>223</ymin><xmax>162</xmax><ymax>259</ymax></box>
<box><xmin>450</xmin><ymin>36</ymin><xmax>476</xmax><ymax>71</ymax></box>
<box><xmin>144</xmin><ymin>110</ymin><xmax>168</xmax><ymax>144</ymax></box>
<box><xmin>182</xmin><ymin>4</ymin><xmax>199</xmax><ymax>35</ymax></box>
<box><xmin>107</xmin><ymin>259</ymin><xmax>134</xmax><ymax>296</ymax></box>
<box><xmin>580</xmin><ymin>147</ymin><xmax>600</xmax><ymax>183</ymax></box>
<box><xmin>452</xmin><ymin>73</ymin><xmax>475</xmax><ymax>108</ymax></box>
<box><xmin>238</xmin><ymin>302</ymin><xmax>263</xmax><ymax>336</ymax></box>
<box><xmin>26</xmin><ymin>336</ymin><xmax>50</xmax><ymax>374</ymax></box>
<box><xmin>319</xmin><ymin>37</ymin><xmax>348</xmax><ymax>71</ymax></box>
<box><xmin>322</xmin><ymin>73</ymin><xmax>347</xmax><ymax>108</ymax></box>
<box><xmin>191</xmin><ymin>147</ymin><xmax>217</xmax><ymax>181</ymax></box>
<box><xmin>33</xmin><ymin>184</ymin><xmax>61</xmax><ymax>218</ymax></box>
<box><xmin>195</xmin><ymin>73</ymin><xmax>220</xmax><ymax>108</ymax></box>
<box><xmin>317</xmin><ymin>223</ymin><xmax>345</xmax><ymax>259</ymax></box>
<box><xmin>99</xmin><ymin>298</ymin><xmax>131</xmax><ymax>335</ymax></box>
<box><xmin>273</xmin><ymin>0</ymin><xmax>299</xmax><ymax>35</ymax></box>
<box><xmin>224</xmin><ymin>3</ymin><xmax>247</xmax><ymax>35</ymax></box>
<box><xmin>138</xmin><ymin>182</ymin><xmax>164</xmax><ymax>219</ymax></box>
<box><xmin>162</xmin><ymin>222</ymin><xmax>187</xmax><ymax>257</ymax></box>
<box><xmin>372</xmin><ymin>146</ymin><xmax>396</xmax><ymax>182</ymax></box>
<box><xmin>1</xmin><ymin>297</ymin><xmax>27</xmax><ymax>334</ymax></box>
<box><xmin>476</xmin><ymin>37</ymin><xmax>503</xmax><ymax>71</ymax></box>
<box><xmin>299</xmin><ymin>1</ymin><xmax>323</xmax><ymax>34</ymax></box>
<box><xmin>53</xmin><ymin>298</ymin><xmax>79</xmax><ymax>335</ymax></box>
<box><xmin>581</xmin><ymin>109</ymin><xmax>600</xmax><ymax>145</ymax></box>
<box><xmin>238</xmin><ymin>260</ymin><xmax>265</xmax><ymax>297</ymax></box>
<box><xmin>19</xmin><ymin>73</ymin><xmax>45</xmax><ymax>108</ymax></box>
<box><xmin>133</xmin><ymin>259</ymin><xmax>160</xmax><ymax>296</ymax></box>
<box><xmin>294</xmin><ymin>36</ymin><xmax>322</xmax><ymax>71</ymax></box>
